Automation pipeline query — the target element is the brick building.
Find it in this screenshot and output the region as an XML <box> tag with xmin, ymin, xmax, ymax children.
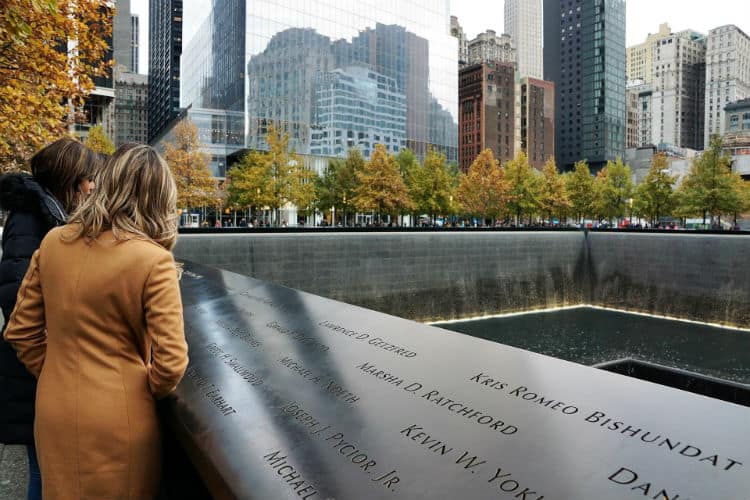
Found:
<box><xmin>458</xmin><ymin>62</ymin><xmax>516</xmax><ymax>171</ymax></box>
<box><xmin>519</xmin><ymin>77</ymin><xmax>555</xmax><ymax>170</ymax></box>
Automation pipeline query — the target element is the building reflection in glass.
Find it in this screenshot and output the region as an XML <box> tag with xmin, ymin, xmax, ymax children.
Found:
<box><xmin>181</xmin><ymin>0</ymin><xmax>458</xmax><ymax>164</ymax></box>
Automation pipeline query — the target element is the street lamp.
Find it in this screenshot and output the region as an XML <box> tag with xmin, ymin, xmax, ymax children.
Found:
<box><xmin>449</xmin><ymin>195</ymin><xmax>453</xmax><ymax>227</ymax></box>
<box><xmin>627</xmin><ymin>198</ymin><xmax>634</xmax><ymax>228</ymax></box>
<box><xmin>256</xmin><ymin>187</ymin><xmax>261</xmax><ymax>226</ymax></box>
<box><xmin>342</xmin><ymin>194</ymin><xmax>347</xmax><ymax>227</ymax></box>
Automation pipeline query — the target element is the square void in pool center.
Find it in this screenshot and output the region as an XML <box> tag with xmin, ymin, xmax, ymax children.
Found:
<box><xmin>437</xmin><ymin>307</ymin><xmax>750</xmax><ymax>386</ymax></box>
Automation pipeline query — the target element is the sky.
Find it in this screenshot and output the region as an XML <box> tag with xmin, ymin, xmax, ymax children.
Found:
<box><xmin>130</xmin><ymin>0</ymin><xmax>750</xmax><ymax>75</ymax></box>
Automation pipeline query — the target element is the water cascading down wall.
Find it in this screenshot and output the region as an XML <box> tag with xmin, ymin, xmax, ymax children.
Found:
<box><xmin>174</xmin><ymin>231</ymin><xmax>750</xmax><ymax>328</ymax></box>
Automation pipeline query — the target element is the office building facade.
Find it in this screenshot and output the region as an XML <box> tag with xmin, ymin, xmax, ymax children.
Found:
<box><xmin>725</xmin><ymin>98</ymin><xmax>750</xmax><ymax>134</ymax></box>
<box><xmin>75</xmin><ymin>1</ymin><xmax>133</xmax><ymax>141</ymax></box>
<box><xmin>519</xmin><ymin>77</ymin><xmax>555</xmax><ymax>169</ymax></box>
<box><xmin>704</xmin><ymin>25</ymin><xmax>750</xmax><ymax>145</ymax></box>
<box><xmin>148</xmin><ymin>0</ymin><xmax>183</xmax><ymax>142</ymax></box>
<box><xmin>112</xmin><ymin>0</ymin><xmax>132</xmax><ymax>72</ymax></box>
<box><xmin>629</xmin><ymin>26</ymin><xmax>707</xmax><ymax>149</ymax></box>
<box><xmin>651</xmin><ymin>30</ymin><xmax>706</xmax><ymax>150</ymax></box>
<box><xmin>723</xmin><ymin>99</ymin><xmax>750</xmax><ymax>177</ymax></box>
<box><xmin>180</xmin><ymin>0</ymin><xmax>458</xmax><ymax>169</ymax></box>
<box><xmin>131</xmin><ymin>15</ymin><xmax>139</xmax><ymax>73</ymax></box>
<box><xmin>504</xmin><ymin>0</ymin><xmax>543</xmax><ymax>78</ymax></box>
<box><xmin>458</xmin><ymin>62</ymin><xmax>516</xmax><ymax>171</ymax></box>
<box><xmin>451</xmin><ymin>16</ymin><xmax>469</xmax><ymax>67</ymax></box>
<box><xmin>626</xmin><ymin>23</ymin><xmax>671</xmax><ymax>84</ymax></box>
<box><xmin>544</xmin><ymin>0</ymin><xmax>626</xmax><ymax>170</ymax></box>
<box><xmin>114</xmin><ymin>70</ymin><xmax>149</xmax><ymax>146</ymax></box>
<box><xmin>626</xmin><ymin>84</ymin><xmax>640</xmax><ymax>148</ymax></box>
<box><xmin>466</xmin><ymin>30</ymin><xmax>516</xmax><ymax>67</ymax></box>
<box><xmin>636</xmin><ymin>84</ymin><xmax>654</xmax><ymax>147</ymax></box>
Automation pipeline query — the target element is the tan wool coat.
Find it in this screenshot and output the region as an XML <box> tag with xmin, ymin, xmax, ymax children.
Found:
<box><xmin>3</xmin><ymin>227</ymin><xmax>189</xmax><ymax>500</ymax></box>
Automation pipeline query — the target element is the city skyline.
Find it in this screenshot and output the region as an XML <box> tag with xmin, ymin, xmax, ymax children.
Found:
<box><xmin>131</xmin><ymin>0</ymin><xmax>750</xmax><ymax>76</ymax></box>
<box><xmin>455</xmin><ymin>0</ymin><xmax>749</xmax><ymax>47</ymax></box>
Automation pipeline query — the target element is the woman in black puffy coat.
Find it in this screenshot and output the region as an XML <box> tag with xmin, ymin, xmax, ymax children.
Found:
<box><xmin>0</xmin><ymin>138</ymin><xmax>101</xmax><ymax>499</ymax></box>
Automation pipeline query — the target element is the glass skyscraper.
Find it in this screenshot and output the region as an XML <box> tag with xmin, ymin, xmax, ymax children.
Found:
<box><xmin>181</xmin><ymin>0</ymin><xmax>458</xmax><ymax>168</ymax></box>
<box><xmin>149</xmin><ymin>0</ymin><xmax>183</xmax><ymax>142</ymax></box>
<box><xmin>544</xmin><ymin>0</ymin><xmax>626</xmax><ymax>170</ymax></box>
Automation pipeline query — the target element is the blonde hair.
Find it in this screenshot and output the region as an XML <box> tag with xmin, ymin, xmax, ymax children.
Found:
<box><xmin>65</xmin><ymin>143</ymin><xmax>178</xmax><ymax>250</ymax></box>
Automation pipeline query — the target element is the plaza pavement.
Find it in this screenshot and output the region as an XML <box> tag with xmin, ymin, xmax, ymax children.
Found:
<box><xmin>0</xmin><ymin>443</ymin><xmax>26</xmax><ymax>499</ymax></box>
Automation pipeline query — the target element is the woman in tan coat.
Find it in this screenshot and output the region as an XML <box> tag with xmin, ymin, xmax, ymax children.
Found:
<box><xmin>4</xmin><ymin>144</ymin><xmax>189</xmax><ymax>499</ymax></box>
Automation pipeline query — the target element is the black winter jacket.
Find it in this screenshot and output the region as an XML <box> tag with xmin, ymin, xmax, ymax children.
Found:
<box><xmin>0</xmin><ymin>173</ymin><xmax>67</xmax><ymax>444</ymax></box>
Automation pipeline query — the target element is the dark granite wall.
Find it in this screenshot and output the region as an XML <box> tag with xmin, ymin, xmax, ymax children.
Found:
<box><xmin>174</xmin><ymin>232</ymin><xmax>586</xmax><ymax>322</ymax></box>
<box><xmin>585</xmin><ymin>232</ymin><xmax>750</xmax><ymax>327</ymax></box>
<box><xmin>173</xmin><ymin>231</ymin><xmax>750</xmax><ymax>326</ymax></box>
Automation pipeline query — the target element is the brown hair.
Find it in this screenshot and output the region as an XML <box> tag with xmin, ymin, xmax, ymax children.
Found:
<box><xmin>65</xmin><ymin>143</ymin><xmax>178</xmax><ymax>250</ymax></box>
<box><xmin>30</xmin><ymin>137</ymin><xmax>102</xmax><ymax>213</ymax></box>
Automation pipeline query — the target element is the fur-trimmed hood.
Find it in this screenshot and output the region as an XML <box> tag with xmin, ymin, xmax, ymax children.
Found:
<box><xmin>0</xmin><ymin>172</ymin><xmax>67</xmax><ymax>227</ymax></box>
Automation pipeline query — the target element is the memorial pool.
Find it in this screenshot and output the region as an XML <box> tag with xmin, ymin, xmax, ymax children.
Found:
<box><xmin>437</xmin><ymin>307</ymin><xmax>750</xmax><ymax>385</ymax></box>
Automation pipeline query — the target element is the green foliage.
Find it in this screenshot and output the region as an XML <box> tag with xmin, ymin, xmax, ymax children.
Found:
<box><xmin>408</xmin><ymin>148</ymin><xmax>455</xmax><ymax>219</ymax></box>
<box><xmin>352</xmin><ymin>144</ymin><xmax>414</xmax><ymax>220</ymax></box>
<box><xmin>395</xmin><ymin>148</ymin><xmax>419</xmax><ymax>183</ymax></box>
<box><xmin>565</xmin><ymin>161</ymin><xmax>594</xmax><ymax>223</ymax></box>
<box><xmin>83</xmin><ymin>125</ymin><xmax>115</xmax><ymax>155</ymax></box>
<box><xmin>505</xmin><ymin>151</ymin><xmax>542</xmax><ymax>224</ymax></box>
<box><xmin>676</xmin><ymin>136</ymin><xmax>744</xmax><ymax>223</ymax></box>
<box><xmin>539</xmin><ymin>158</ymin><xmax>569</xmax><ymax>223</ymax></box>
<box><xmin>634</xmin><ymin>153</ymin><xmax>676</xmax><ymax>224</ymax></box>
<box><xmin>228</xmin><ymin>124</ymin><xmax>316</xmax><ymax>224</ymax></box>
<box><xmin>315</xmin><ymin>149</ymin><xmax>363</xmax><ymax>224</ymax></box>
<box><xmin>592</xmin><ymin>158</ymin><xmax>634</xmax><ymax>224</ymax></box>
<box><xmin>457</xmin><ymin>149</ymin><xmax>511</xmax><ymax>222</ymax></box>
<box><xmin>314</xmin><ymin>159</ymin><xmax>343</xmax><ymax>212</ymax></box>
<box><xmin>227</xmin><ymin>150</ymin><xmax>275</xmax><ymax>209</ymax></box>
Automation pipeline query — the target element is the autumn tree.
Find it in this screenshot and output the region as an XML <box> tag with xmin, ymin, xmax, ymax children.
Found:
<box><xmin>83</xmin><ymin>124</ymin><xmax>115</xmax><ymax>155</ymax></box>
<box><xmin>538</xmin><ymin>158</ymin><xmax>570</xmax><ymax>224</ymax></box>
<box><xmin>408</xmin><ymin>148</ymin><xmax>455</xmax><ymax>222</ymax></box>
<box><xmin>315</xmin><ymin>159</ymin><xmax>343</xmax><ymax>214</ymax></box>
<box><xmin>505</xmin><ymin>151</ymin><xmax>542</xmax><ymax>224</ymax></box>
<box><xmin>676</xmin><ymin>135</ymin><xmax>744</xmax><ymax>226</ymax></box>
<box><xmin>338</xmin><ymin>149</ymin><xmax>363</xmax><ymax>225</ymax></box>
<box><xmin>396</xmin><ymin>148</ymin><xmax>420</xmax><ymax>223</ymax></box>
<box><xmin>396</xmin><ymin>148</ymin><xmax>419</xmax><ymax>183</ymax></box>
<box><xmin>163</xmin><ymin>119</ymin><xmax>219</xmax><ymax>210</ymax></box>
<box><xmin>265</xmin><ymin>124</ymin><xmax>316</xmax><ymax>224</ymax></box>
<box><xmin>634</xmin><ymin>153</ymin><xmax>677</xmax><ymax>225</ymax></box>
<box><xmin>227</xmin><ymin>150</ymin><xmax>275</xmax><ymax>215</ymax></box>
<box><xmin>352</xmin><ymin>144</ymin><xmax>414</xmax><ymax>223</ymax></box>
<box><xmin>1</xmin><ymin>0</ymin><xmax>112</xmax><ymax>170</ymax></box>
<box><xmin>731</xmin><ymin>175</ymin><xmax>750</xmax><ymax>227</ymax></box>
<box><xmin>592</xmin><ymin>158</ymin><xmax>634</xmax><ymax>225</ymax></box>
<box><xmin>314</xmin><ymin>149</ymin><xmax>361</xmax><ymax>226</ymax></box>
<box><xmin>457</xmin><ymin>149</ymin><xmax>511</xmax><ymax>224</ymax></box>
<box><xmin>565</xmin><ymin>160</ymin><xmax>595</xmax><ymax>223</ymax></box>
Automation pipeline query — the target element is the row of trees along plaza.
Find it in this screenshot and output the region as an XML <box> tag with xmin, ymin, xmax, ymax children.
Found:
<box><xmin>165</xmin><ymin>119</ymin><xmax>749</xmax><ymax>229</ymax></box>
<box><xmin>1</xmin><ymin>4</ymin><xmax>747</xmax><ymax>229</ymax></box>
